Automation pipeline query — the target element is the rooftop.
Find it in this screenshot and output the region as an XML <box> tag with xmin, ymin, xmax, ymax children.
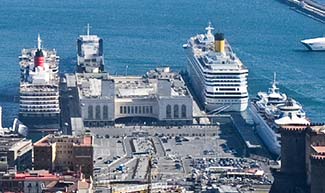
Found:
<box><xmin>34</xmin><ymin>134</ymin><xmax>93</xmax><ymax>147</ymax></box>
<box><xmin>0</xmin><ymin>137</ymin><xmax>31</xmax><ymax>152</ymax></box>
<box><xmin>311</xmin><ymin>145</ymin><xmax>325</xmax><ymax>155</ymax></box>
<box><xmin>76</xmin><ymin>67</ymin><xmax>190</xmax><ymax>100</ymax></box>
<box><xmin>309</xmin><ymin>125</ymin><xmax>325</xmax><ymax>134</ymax></box>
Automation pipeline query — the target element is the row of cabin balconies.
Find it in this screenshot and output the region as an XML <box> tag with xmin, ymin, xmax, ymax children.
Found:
<box><xmin>20</xmin><ymin>97</ymin><xmax>59</xmax><ymax>102</ymax></box>
<box><xmin>19</xmin><ymin>108</ymin><xmax>60</xmax><ymax>113</ymax></box>
<box><xmin>20</xmin><ymin>106</ymin><xmax>60</xmax><ymax>111</ymax></box>
<box><xmin>20</xmin><ymin>104</ymin><xmax>59</xmax><ymax>109</ymax></box>
<box><xmin>20</xmin><ymin>99</ymin><xmax>59</xmax><ymax>104</ymax></box>
<box><xmin>20</xmin><ymin>90</ymin><xmax>59</xmax><ymax>95</ymax></box>
<box><xmin>20</xmin><ymin>82</ymin><xmax>59</xmax><ymax>88</ymax></box>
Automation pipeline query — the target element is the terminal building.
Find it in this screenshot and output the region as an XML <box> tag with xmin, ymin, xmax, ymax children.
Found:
<box><xmin>65</xmin><ymin>67</ymin><xmax>193</xmax><ymax>127</ymax></box>
<box><xmin>33</xmin><ymin>134</ymin><xmax>93</xmax><ymax>177</ymax></box>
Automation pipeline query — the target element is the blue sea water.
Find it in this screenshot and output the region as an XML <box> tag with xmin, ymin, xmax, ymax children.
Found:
<box><xmin>0</xmin><ymin>0</ymin><xmax>324</xmax><ymax>127</ymax></box>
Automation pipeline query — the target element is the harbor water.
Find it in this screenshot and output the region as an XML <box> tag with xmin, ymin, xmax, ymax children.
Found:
<box><xmin>0</xmin><ymin>0</ymin><xmax>324</xmax><ymax>127</ymax></box>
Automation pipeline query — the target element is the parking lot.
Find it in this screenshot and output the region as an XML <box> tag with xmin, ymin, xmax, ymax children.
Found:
<box><xmin>90</xmin><ymin>121</ymin><xmax>273</xmax><ymax>192</ymax></box>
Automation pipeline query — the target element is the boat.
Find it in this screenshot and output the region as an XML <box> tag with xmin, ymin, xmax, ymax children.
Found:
<box><xmin>183</xmin><ymin>22</ymin><xmax>249</xmax><ymax>112</ymax></box>
<box><xmin>249</xmin><ymin>73</ymin><xmax>309</xmax><ymax>156</ymax></box>
<box><xmin>301</xmin><ymin>37</ymin><xmax>325</xmax><ymax>51</ymax></box>
<box><xmin>77</xmin><ymin>24</ymin><xmax>104</xmax><ymax>73</ymax></box>
<box><xmin>18</xmin><ymin>34</ymin><xmax>60</xmax><ymax>133</ymax></box>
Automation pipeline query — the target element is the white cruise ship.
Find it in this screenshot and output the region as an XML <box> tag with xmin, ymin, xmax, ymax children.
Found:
<box><xmin>301</xmin><ymin>37</ymin><xmax>325</xmax><ymax>51</ymax></box>
<box><xmin>77</xmin><ymin>24</ymin><xmax>104</xmax><ymax>73</ymax></box>
<box><xmin>183</xmin><ymin>23</ymin><xmax>248</xmax><ymax>112</ymax></box>
<box><xmin>249</xmin><ymin>74</ymin><xmax>309</xmax><ymax>156</ymax></box>
<box><xmin>18</xmin><ymin>34</ymin><xmax>60</xmax><ymax>133</ymax></box>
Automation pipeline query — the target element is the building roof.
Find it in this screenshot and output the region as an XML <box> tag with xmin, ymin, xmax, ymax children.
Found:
<box><xmin>310</xmin><ymin>145</ymin><xmax>325</xmax><ymax>160</ymax></box>
<box><xmin>0</xmin><ymin>137</ymin><xmax>31</xmax><ymax>152</ymax></box>
<box><xmin>76</xmin><ymin>67</ymin><xmax>191</xmax><ymax>100</ymax></box>
<box><xmin>309</xmin><ymin>125</ymin><xmax>325</xmax><ymax>134</ymax></box>
<box><xmin>311</xmin><ymin>145</ymin><xmax>325</xmax><ymax>154</ymax></box>
<box><xmin>34</xmin><ymin>134</ymin><xmax>93</xmax><ymax>147</ymax></box>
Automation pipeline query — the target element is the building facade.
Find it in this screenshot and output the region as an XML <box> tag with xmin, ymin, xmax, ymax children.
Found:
<box><xmin>33</xmin><ymin>134</ymin><xmax>93</xmax><ymax>177</ymax></box>
<box><xmin>67</xmin><ymin>67</ymin><xmax>193</xmax><ymax>127</ymax></box>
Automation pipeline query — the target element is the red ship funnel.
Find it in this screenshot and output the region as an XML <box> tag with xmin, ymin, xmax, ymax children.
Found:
<box><xmin>34</xmin><ymin>49</ymin><xmax>44</xmax><ymax>68</ymax></box>
<box><xmin>34</xmin><ymin>34</ymin><xmax>44</xmax><ymax>69</ymax></box>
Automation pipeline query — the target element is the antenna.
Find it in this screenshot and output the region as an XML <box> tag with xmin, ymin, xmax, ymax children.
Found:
<box><xmin>125</xmin><ymin>65</ymin><xmax>129</xmax><ymax>76</ymax></box>
<box><xmin>37</xmin><ymin>33</ymin><xmax>42</xmax><ymax>50</ymax></box>
<box><xmin>205</xmin><ymin>21</ymin><xmax>214</xmax><ymax>35</ymax></box>
<box><xmin>272</xmin><ymin>72</ymin><xmax>278</xmax><ymax>90</ymax></box>
<box><xmin>86</xmin><ymin>23</ymin><xmax>92</xmax><ymax>36</ymax></box>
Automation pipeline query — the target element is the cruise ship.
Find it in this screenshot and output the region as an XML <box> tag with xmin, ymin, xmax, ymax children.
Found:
<box><xmin>249</xmin><ymin>74</ymin><xmax>310</xmax><ymax>156</ymax></box>
<box><xmin>183</xmin><ymin>23</ymin><xmax>248</xmax><ymax>112</ymax></box>
<box><xmin>77</xmin><ymin>24</ymin><xmax>104</xmax><ymax>73</ymax></box>
<box><xmin>18</xmin><ymin>34</ymin><xmax>60</xmax><ymax>133</ymax></box>
<box><xmin>301</xmin><ymin>37</ymin><xmax>325</xmax><ymax>51</ymax></box>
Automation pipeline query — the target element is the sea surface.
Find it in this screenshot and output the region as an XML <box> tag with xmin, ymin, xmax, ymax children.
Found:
<box><xmin>0</xmin><ymin>0</ymin><xmax>324</xmax><ymax>127</ymax></box>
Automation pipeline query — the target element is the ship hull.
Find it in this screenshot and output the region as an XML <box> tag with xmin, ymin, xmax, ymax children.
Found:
<box><xmin>301</xmin><ymin>38</ymin><xmax>325</xmax><ymax>51</ymax></box>
<box><xmin>249</xmin><ymin>104</ymin><xmax>281</xmax><ymax>156</ymax></box>
<box><xmin>301</xmin><ymin>42</ymin><xmax>325</xmax><ymax>51</ymax></box>
<box><xmin>18</xmin><ymin>113</ymin><xmax>60</xmax><ymax>133</ymax></box>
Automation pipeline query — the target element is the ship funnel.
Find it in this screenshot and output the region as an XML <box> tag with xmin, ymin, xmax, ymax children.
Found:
<box><xmin>34</xmin><ymin>34</ymin><xmax>45</xmax><ymax>69</ymax></box>
<box><xmin>214</xmin><ymin>33</ymin><xmax>225</xmax><ymax>53</ymax></box>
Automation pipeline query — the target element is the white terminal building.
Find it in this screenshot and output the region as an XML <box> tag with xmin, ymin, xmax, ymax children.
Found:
<box><xmin>66</xmin><ymin>67</ymin><xmax>193</xmax><ymax>127</ymax></box>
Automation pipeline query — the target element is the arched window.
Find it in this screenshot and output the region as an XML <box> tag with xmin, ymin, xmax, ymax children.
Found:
<box><xmin>181</xmin><ymin>104</ymin><xmax>187</xmax><ymax>118</ymax></box>
<box><xmin>103</xmin><ymin>105</ymin><xmax>108</xmax><ymax>119</ymax></box>
<box><xmin>88</xmin><ymin>105</ymin><xmax>93</xmax><ymax>120</ymax></box>
<box><xmin>174</xmin><ymin>104</ymin><xmax>179</xmax><ymax>118</ymax></box>
<box><xmin>166</xmin><ymin>105</ymin><xmax>171</xmax><ymax>118</ymax></box>
<box><xmin>95</xmin><ymin>105</ymin><xmax>101</xmax><ymax>120</ymax></box>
